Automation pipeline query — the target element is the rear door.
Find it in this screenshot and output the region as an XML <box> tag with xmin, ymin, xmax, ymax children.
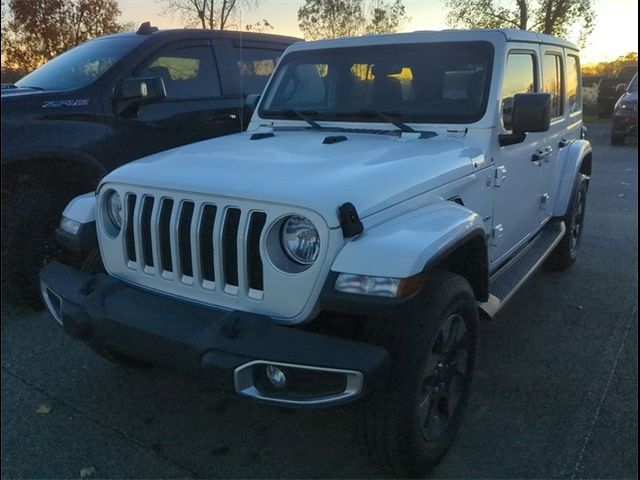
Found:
<box><xmin>537</xmin><ymin>46</ymin><xmax>568</xmax><ymax>224</ymax></box>
<box><xmin>217</xmin><ymin>39</ymin><xmax>289</xmax><ymax>129</ymax></box>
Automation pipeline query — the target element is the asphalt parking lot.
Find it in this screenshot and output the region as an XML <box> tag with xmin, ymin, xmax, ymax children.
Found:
<box><xmin>1</xmin><ymin>122</ymin><xmax>637</xmax><ymax>479</ymax></box>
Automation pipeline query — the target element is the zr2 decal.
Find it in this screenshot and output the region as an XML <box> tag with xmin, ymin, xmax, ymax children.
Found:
<box><xmin>42</xmin><ymin>99</ymin><xmax>90</xmax><ymax>108</ymax></box>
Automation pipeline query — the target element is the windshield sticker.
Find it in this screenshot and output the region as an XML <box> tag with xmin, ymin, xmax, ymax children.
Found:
<box><xmin>42</xmin><ymin>99</ymin><xmax>89</xmax><ymax>108</ymax></box>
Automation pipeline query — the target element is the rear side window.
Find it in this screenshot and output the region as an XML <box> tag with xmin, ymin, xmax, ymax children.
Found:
<box><xmin>501</xmin><ymin>53</ymin><xmax>536</xmax><ymax>131</ymax></box>
<box><xmin>543</xmin><ymin>53</ymin><xmax>564</xmax><ymax>118</ymax></box>
<box><xmin>135</xmin><ymin>45</ymin><xmax>221</xmax><ymax>100</ymax></box>
<box><xmin>235</xmin><ymin>47</ymin><xmax>282</xmax><ymax>94</ymax></box>
<box><xmin>566</xmin><ymin>54</ymin><xmax>581</xmax><ymax>114</ymax></box>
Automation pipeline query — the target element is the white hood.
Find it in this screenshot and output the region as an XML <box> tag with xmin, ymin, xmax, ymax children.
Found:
<box><xmin>104</xmin><ymin>129</ymin><xmax>483</xmax><ymax>228</ymax></box>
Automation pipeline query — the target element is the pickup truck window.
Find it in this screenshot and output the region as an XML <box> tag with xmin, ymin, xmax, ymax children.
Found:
<box><xmin>566</xmin><ymin>54</ymin><xmax>581</xmax><ymax>114</ymax></box>
<box><xmin>260</xmin><ymin>42</ymin><xmax>494</xmax><ymax>124</ymax></box>
<box><xmin>543</xmin><ymin>53</ymin><xmax>564</xmax><ymax>118</ymax></box>
<box><xmin>501</xmin><ymin>53</ymin><xmax>536</xmax><ymax>131</ymax></box>
<box><xmin>236</xmin><ymin>47</ymin><xmax>282</xmax><ymax>94</ymax></box>
<box><xmin>135</xmin><ymin>45</ymin><xmax>221</xmax><ymax>99</ymax></box>
<box><xmin>15</xmin><ymin>36</ymin><xmax>145</xmax><ymax>91</ymax></box>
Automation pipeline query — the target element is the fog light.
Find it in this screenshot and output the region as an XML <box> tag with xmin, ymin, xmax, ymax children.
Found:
<box><xmin>265</xmin><ymin>365</ymin><xmax>287</xmax><ymax>388</ymax></box>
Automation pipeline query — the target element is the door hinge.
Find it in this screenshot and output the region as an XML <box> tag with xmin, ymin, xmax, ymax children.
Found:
<box><xmin>494</xmin><ymin>166</ymin><xmax>507</xmax><ymax>187</ymax></box>
<box><xmin>489</xmin><ymin>224</ymin><xmax>504</xmax><ymax>246</ymax></box>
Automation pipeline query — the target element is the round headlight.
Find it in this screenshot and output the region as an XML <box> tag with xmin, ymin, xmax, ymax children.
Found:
<box><xmin>280</xmin><ymin>216</ymin><xmax>320</xmax><ymax>265</ymax></box>
<box><xmin>105</xmin><ymin>191</ymin><xmax>123</xmax><ymax>230</ymax></box>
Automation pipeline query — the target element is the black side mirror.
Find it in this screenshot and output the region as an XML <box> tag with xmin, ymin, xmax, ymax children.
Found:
<box><xmin>616</xmin><ymin>83</ymin><xmax>627</xmax><ymax>94</ymax></box>
<box><xmin>499</xmin><ymin>93</ymin><xmax>551</xmax><ymax>146</ymax></box>
<box><xmin>120</xmin><ymin>77</ymin><xmax>166</xmax><ymax>102</ymax></box>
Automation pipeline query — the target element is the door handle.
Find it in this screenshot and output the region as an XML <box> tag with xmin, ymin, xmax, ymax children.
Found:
<box><xmin>532</xmin><ymin>146</ymin><xmax>553</xmax><ymax>163</ymax></box>
<box><xmin>209</xmin><ymin>113</ymin><xmax>238</xmax><ymax>122</ymax></box>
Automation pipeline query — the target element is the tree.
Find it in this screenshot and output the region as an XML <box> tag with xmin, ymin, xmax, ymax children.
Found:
<box><xmin>365</xmin><ymin>0</ymin><xmax>408</xmax><ymax>35</ymax></box>
<box><xmin>444</xmin><ymin>0</ymin><xmax>595</xmax><ymax>46</ymax></box>
<box><xmin>245</xmin><ymin>18</ymin><xmax>273</xmax><ymax>32</ymax></box>
<box><xmin>160</xmin><ymin>0</ymin><xmax>259</xmax><ymax>30</ymax></box>
<box><xmin>582</xmin><ymin>52</ymin><xmax>638</xmax><ymax>78</ymax></box>
<box><xmin>297</xmin><ymin>0</ymin><xmax>409</xmax><ymax>40</ymax></box>
<box><xmin>2</xmin><ymin>0</ymin><xmax>130</xmax><ymax>72</ymax></box>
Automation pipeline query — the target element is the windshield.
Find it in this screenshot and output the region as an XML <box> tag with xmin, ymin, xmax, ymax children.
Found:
<box><xmin>260</xmin><ymin>41</ymin><xmax>494</xmax><ymax>124</ymax></box>
<box><xmin>16</xmin><ymin>36</ymin><xmax>145</xmax><ymax>91</ymax></box>
<box><xmin>628</xmin><ymin>74</ymin><xmax>637</xmax><ymax>92</ymax></box>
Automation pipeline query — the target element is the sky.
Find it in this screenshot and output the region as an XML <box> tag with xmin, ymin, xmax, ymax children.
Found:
<box><xmin>119</xmin><ymin>0</ymin><xmax>638</xmax><ymax>64</ymax></box>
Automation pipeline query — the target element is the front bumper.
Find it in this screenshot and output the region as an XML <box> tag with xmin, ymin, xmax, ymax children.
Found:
<box><xmin>40</xmin><ymin>262</ymin><xmax>389</xmax><ymax>407</ymax></box>
<box><xmin>612</xmin><ymin>111</ymin><xmax>638</xmax><ymax>136</ymax></box>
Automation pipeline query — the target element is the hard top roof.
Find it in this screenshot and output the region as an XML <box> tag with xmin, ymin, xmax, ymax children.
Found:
<box><xmin>285</xmin><ymin>28</ymin><xmax>579</xmax><ymax>53</ymax></box>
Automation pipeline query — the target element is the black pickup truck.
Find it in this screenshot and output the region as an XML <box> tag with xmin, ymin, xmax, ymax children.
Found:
<box><xmin>1</xmin><ymin>23</ymin><xmax>300</xmax><ymax>304</ymax></box>
<box><xmin>598</xmin><ymin>65</ymin><xmax>638</xmax><ymax>117</ymax></box>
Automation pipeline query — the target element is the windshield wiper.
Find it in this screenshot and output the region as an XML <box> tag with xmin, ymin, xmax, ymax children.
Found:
<box><xmin>336</xmin><ymin>109</ymin><xmax>415</xmax><ymax>133</ymax></box>
<box><xmin>262</xmin><ymin>109</ymin><xmax>323</xmax><ymax>129</ymax></box>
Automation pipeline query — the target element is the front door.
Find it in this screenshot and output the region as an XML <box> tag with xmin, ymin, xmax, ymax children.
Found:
<box><xmin>107</xmin><ymin>39</ymin><xmax>239</xmax><ymax>164</ymax></box>
<box><xmin>490</xmin><ymin>49</ymin><xmax>547</xmax><ymax>268</ymax></box>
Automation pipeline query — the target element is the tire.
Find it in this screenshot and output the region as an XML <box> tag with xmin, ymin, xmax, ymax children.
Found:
<box><xmin>611</xmin><ymin>132</ymin><xmax>625</xmax><ymax>145</ymax></box>
<box><xmin>356</xmin><ymin>270</ymin><xmax>478</xmax><ymax>477</ymax></box>
<box><xmin>1</xmin><ymin>187</ymin><xmax>72</xmax><ymax>307</ymax></box>
<box><xmin>545</xmin><ymin>174</ymin><xmax>589</xmax><ymax>271</ymax></box>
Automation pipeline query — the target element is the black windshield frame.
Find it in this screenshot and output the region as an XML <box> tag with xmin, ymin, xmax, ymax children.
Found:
<box><xmin>259</xmin><ymin>41</ymin><xmax>495</xmax><ymax>125</ymax></box>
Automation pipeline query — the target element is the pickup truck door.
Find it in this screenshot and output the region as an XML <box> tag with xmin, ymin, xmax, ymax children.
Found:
<box><xmin>489</xmin><ymin>49</ymin><xmax>547</xmax><ymax>268</ymax></box>
<box><xmin>106</xmin><ymin>39</ymin><xmax>240</xmax><ymax>164</ymax></box>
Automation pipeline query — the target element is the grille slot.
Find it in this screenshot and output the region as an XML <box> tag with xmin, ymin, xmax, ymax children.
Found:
<box><xmin>158</xmin><ymin>198</ymin><xmax>174</xmax><ymax>272</ymax></box>
<box><xmin>178</xmin><ymin>201</ymin><xmax>195</xmax><ymax>277</ymax></box>
<box><xmin>141</xmin><ymin>196</ymin><xmax>155</xmax><ymax>267</ymax></box>
<box><xmin>247</xmin><ymin>212</ymin><xmax>267</xmax><ymax>291</ymax></box>
<box><xmin>199</xmin><ymin>205</ymin><xmax>217</xmax><ymax>282</ymax></box>
<box><xmin>125</xmin><ymin>194</ymin><xmax>137</xmax><ymax>262</ymax></box>
<box><xmin>222</xmin><ymin>208</ymin><xmax>241</xmax><ymax>287</ymax></box>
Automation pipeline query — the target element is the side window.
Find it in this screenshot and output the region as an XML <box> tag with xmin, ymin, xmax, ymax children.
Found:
<box><xmin>566</xmin><ymin>54</ymin><xmax>581</xmax><ymax>114</ymax></box>
<box><xmin>236</xmin><ymin>47</ymin><xmax>282</xmax><ymax>94</ymax></box>
<box><xmin>542</xmin><ymin>53</ymin><xmax>564</xmax><ymax>118</ymax></box>
<box><xmin>501</xmin><ymin>53</ymin><xmax>536</xmax><ymax>131</ymax></box>
<box><xmin>134</xmin><ymin>45</ymin><xmax>221</xmax><ymax>100</ymax></box>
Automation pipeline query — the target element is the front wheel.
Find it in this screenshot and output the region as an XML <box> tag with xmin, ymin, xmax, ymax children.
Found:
<box><xmin>356</xmin><ymin>270</ymin><xmax>478</xmax><ymax>477</ymax></box>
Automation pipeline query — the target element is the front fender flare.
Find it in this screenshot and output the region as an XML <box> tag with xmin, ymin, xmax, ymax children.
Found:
<box><xmin>331</xmin><ymin>201</ymin><xmax>487</xmax><ymax>279</ymax></box>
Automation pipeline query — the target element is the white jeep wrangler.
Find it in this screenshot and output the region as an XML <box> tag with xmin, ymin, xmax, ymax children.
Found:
<box><xmin>41</xmin><ymin>29</ymin><xmax>591</xmax><ymax>476</ymax></box>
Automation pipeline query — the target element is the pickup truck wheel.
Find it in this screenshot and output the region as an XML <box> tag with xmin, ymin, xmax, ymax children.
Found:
<box><xmin>546</xmin><ymin>174</ymin><xmax>588</xmax><ymax>271</ymax></box>
<box><xmin>356</xmin><ymin>270</ymin><xmax>478</xmax><ymax>477</ymax></box>
<box><xmin>611</xmin><ymin>132</ymin><xmax>625</xmax><ymax>145</ymax></box>
<box><xmin>81</xmin><ymin>248</ymin><xmax>105</xmax><ymax>275</ymax></box>
<box><xmin>1</xmin><ymin>187</ymin><xmax>70</xmax><ymax>307</ymax></box>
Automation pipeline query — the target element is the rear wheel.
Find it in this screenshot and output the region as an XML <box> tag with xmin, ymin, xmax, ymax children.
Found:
<box><xmin>356</xmin><ymin>270</ymin><xmax>478</xmax><ymax>477</ymax></box>
<box><xmin>546</xmin><ymin>174</ymin><xmax>588</xmax><ymax>271</ymax></box>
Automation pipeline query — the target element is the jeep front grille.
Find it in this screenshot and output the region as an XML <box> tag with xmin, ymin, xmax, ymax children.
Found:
<box><xmin>122</xmin><ymin>193</ymin><xmax>268</xmax><ymax>298</ymax></box>
<box><xmin>97</xmin><ymin>184</ymin><xmax>332</xmax><ymax>322</ymax></box>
